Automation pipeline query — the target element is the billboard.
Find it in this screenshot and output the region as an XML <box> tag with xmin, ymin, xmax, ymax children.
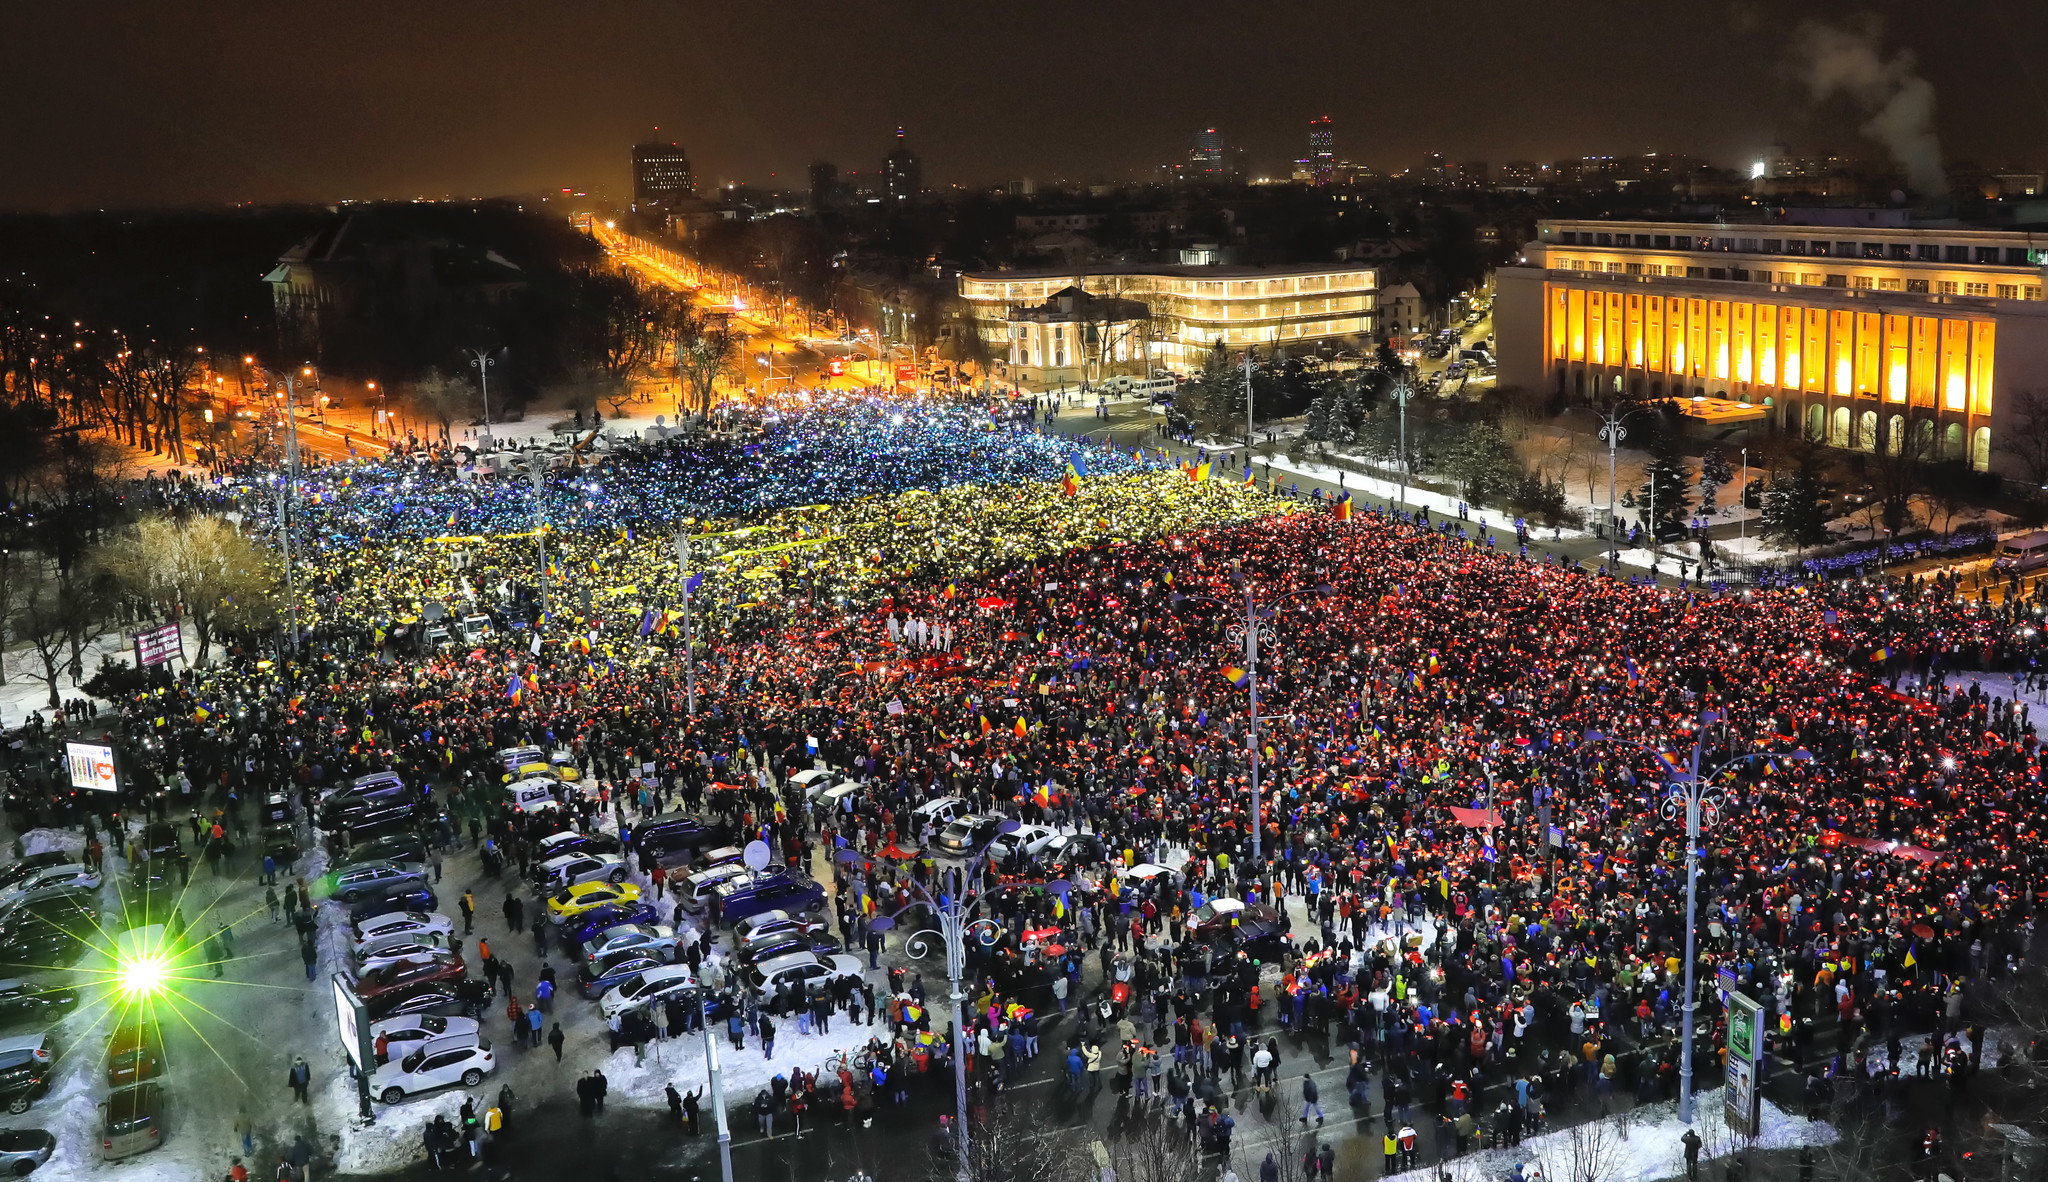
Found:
<box><xmin>896</xmin><ymin>363</ymin><xmax>916</xmax><ymax>383</ymax></box>
<box><xmin>332</xmin><ymin>973</ymin><xmax>366</xmax><ymax>1069</ymax></box>
<box><xmin>1724</xmin><ymin>988</ymin><xmax>1765</xmax><ymax>1138</ymax></box>
<box><xmin>133</xmin><ymin>622</ymin><xmax>184</xmax><ymax>668</ymax></box>
<box><xmin>64</xmin><ymin>742</ymin><xmax>118</xmax><ymax>793</ymax></box>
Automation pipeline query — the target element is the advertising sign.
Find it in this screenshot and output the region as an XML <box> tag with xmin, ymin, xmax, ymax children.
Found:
<box><xmin>64</xmin><ymin>742</ymin><xmax>118</xmax><ymax>793</ymax></box>
<box><xmin>332</xmin><ymin>973</ymin><xmax>366</xmax><ymax>1069</ymax></box>
<box><xmin>1724</xmin><ymin>989</ymin><xmax>1765</xmax><ymax>1138</ymax></box>
<box><xmin>895</xmin><ymin>362</ymin><xmax>916</xmax><ymax>383</ymax></box>
<box><xmin>133</xmin><ymin>622</ymin><xmax>184</xmax><ymax>668</ymax></box>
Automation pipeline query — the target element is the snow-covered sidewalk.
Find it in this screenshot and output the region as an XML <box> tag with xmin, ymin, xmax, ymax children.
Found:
<box><xmin>1384</xmin><ymin>1089</ymin><xmax>1836</xmax><ymax>1182</ymax></box>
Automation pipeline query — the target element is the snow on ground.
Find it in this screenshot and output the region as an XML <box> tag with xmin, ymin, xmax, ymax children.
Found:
<box><xmin>0</xmin><ymin>620</ymin><xmax>203</xmax><ymax>732</ymax></box>
<box><xmin>1384</xmin><ymin>1089</ymin><xmax>1835</xmax><ymax>1182</ymax></box>
<box><xmin>596</xmin><ymin>1001</ymin><xmax>891</xmax><ymax>1105</ymax></box>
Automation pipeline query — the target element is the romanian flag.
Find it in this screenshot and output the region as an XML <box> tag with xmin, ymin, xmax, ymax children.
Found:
<box><xmin>1223</xmin><ymin>664</ymin><xmax>1251</xmax><ymax>688</ymax></box>
<box><xmin>1033</xmin><ymin>784</ymin><xmax>1051</xmax><ymax>807</ymax></box>
<box><xmin>588</xmin><ymin>558</ymin><xmax>601</xmax><ymax>575</ymax></box>
<box><xmin>1624</xmin><ymin>657</ymin><xmax>1640</xmax><ymax>687</ymax></box>
<box><xmin>447</xmin><ymin>510</ymin><xmax>459</xmax><ymax>528</ymax></box>
<box><xmin>546</xmin><ymin>560</ymin><xmax>560</xmax><ymax>579</ymax></box>
<box><xmin>1872</xmin><ymin>646</ymin><xmax>1889</xmax><ymax>662</ymax></box>
<box><xmin>622</xmin><ymin>527</ymin><xmax>634</xmax><ymax>543</ymax></box>
<box><xmin>1194</xmin><ymin>462</ymin><xmax>1211</xmax><ymax>483</ymax></box>
<box><xmin>523</xmin><ymin>671</ymin><xmax>540</xmax><ymax>696</ymax></box>
<box><xmin>943</xmin><ymin>583</ymin><xmax>956</xmax><ymax>600</ymax></box>
<box><xmin>1133</xmin><ymin>448</ymin><xmax>1143</xmax><ymax>463</ymax></box>
<box><xmin>1243</xmin><ymin>468</ymin><xmax>1256</xmax><ymax>487</ymax></box>
<box><xmin>1903</xmin><ymin>943</ymin><xmax>1917</xmax><ymax>968</ymax></box>
<box><xmin>1034</xmin><ymin>627</ymin><xmax>1046</xmax><ymax>643</ymax></box>
<box><xmin>979</xmin><ymin>715</ymin><xmax>992</xmax><ymax>735</ymax></box>
<box><xmin>505</xmin><ymin>677</ymin><xmax>523</xmax><ymax>705</ymax></box>
<box><xmin>1061</xmin><ymin>471</ymin><xmax>1079</xmax><ymax>497</ymax></box>
<box><xmin>638</xmin><ymin>609</ymin><xmax>656</xmax><ymax>637</ymax></box>
<box><xmin>1426</xmin><ymin>650</ymin><xmax>1440</xmax><ymax>674</ymax></box>
<box><xmin>570</xmin><ymin>635</ymin><xmax>591</xmax><ymax>655</ymax></box>
<box><xmin>1014</xmin><ymin>717</ymin><xmax>1029</xmax><ymax>738</ymax></box>
<box><xmin>1068</xmin><ymin>452</ymin><xmax>1089</xmax><ymax>477</ymax></box>
<box><xmin>1334</xmin><ymin>493</ymin><xmax>1353</xmax><ymax>521</ymax></box>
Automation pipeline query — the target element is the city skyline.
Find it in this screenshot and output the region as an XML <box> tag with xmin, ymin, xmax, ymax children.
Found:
<box><xmin>3</xmin><ymin>0</ymin><xmax>2046</xmax><ymax>210</ymax></box>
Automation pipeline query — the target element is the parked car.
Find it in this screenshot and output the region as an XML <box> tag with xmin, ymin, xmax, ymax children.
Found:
<box><xmin>1038</xmin><ymin>832</ymin><xmax>1104</xmax><ymax>870</ymax></box>
<box><xmin>1185</xmin><ymin>898</ymin><xmax>1289</xmax><ymax>961</ymax></box>
<box><xmin>328</xmin><ymin>860</ymin><xmax>427</xmax><ymax>904</ymax></box>
<box><xmin>98</xmin><ymin>1083</ymin><xmax>165</xmax><ymax>1160</ymax></box>
<box><xmin>578</xmin><ymin>950</ymin><xmax>667</xmax><ymax>1000</ymax></box>
<box><xmin>731</xmin><ymin>910</ymin><xmax>828</xmax><ymax>946</ymax></box>
<box><xmin>370</xmin><ymin>1033</ymin><xmax>495</xmax><ymax>1104</ymax></box>
<box><xmin>563</xmin><ymin>903</ymin><xmax>661</xmax><ymax>952</ymax></box>
<box><xmin>103</xmin><ymin>1020</ymin><xmax>165</xmax><ymax>1088</ymax></box>
<box><xmin>674</xmin><ymin>863</ymin><xmax>753</xmax><ymax>915</ymax></box>
<box><xmin>355</xmin><ymin>934</ymin><xmax>453</xmax><ymax>973</ymax></box>
<box><xmin>367</xmin><ymin>1014</ymin><xmax>480</xmax><ymax>1061</ymax></box>
<box><xmin>736</xmin><ymin>931</ymin><xmax>837</xmax><ymax>967</ymax></box>
<box><xmin>546</xmin><ymin>881</ymin><xmax>641</xmax><ymax>925</ymax></box>
<box><xmin>711</xmin><ymin>871</ymin><xmax>826</xmax><ymax>925</ymax></box>
<box><xmin>348</xmin><ymin>888</ymin><xmax>439</xmax><ymax>922</ymax></box>
<box><xmin>0</xmin><ymin>899</ymin><xmax>93</xmax><ymax>970</ymax></box>
<box><xmin>531</xmin><ymin>830</ymin><xmax>620</xmax><ymax>863</ymax></box>
<box><xmin>0</xmin><ymin>857</ymin><xmax>72</xmax><ymax>896</ymax></box>
<box><xmin>597</xmin><ymin>965</ymin><xmax>699</xmax><ymax>1020</ymax></box>
<box><xmin>319</xmin><ymin>796</ymin><xmax>418</xmax><ymax>833</ymax></box>
<box><xmin>579</xmin><ymin>924</ymin><xmax>679</xmax><ymax>965</ymax></box>
<box><xmin>0</xmin><ymin>1035</ymin><xmax>54</xmax><ymax>1115</ymax></box>
<box><xmin>0</xmin><ymin>866</ymin><xmax>100</xmax><ymax>908</ymax></box>
<box><xmin>987</xmin><ymin>823</ymin><xmax>1057</xmax><ymax>866</ymax></box>
<box><xmin>351</xmin><ymin>912</ymin><xmax>455</xmax><ymax>954</ymax></box>
<box><xmin>349</xmin><ymin>833</ymin><xmax>428</xmax><ymax>867</ymax></box>
<box><xmin>743</xmin><ymin>952</ymin><xmax>864</xmax><ymax>999</ymax></box>
<box><xmin>631</xmin><ymin>814</ymin><xmax>731</xmax><ymax>863</ymax></box>
<box><xmin>503</xmin><ymin>778</ymin><xmax>563</xmax><ymax>816</ymax></box>
<box><xmin>363</xmin><ymin>982</ymin><xmax>467</xmax><ymax>1022</ymax></box>
<box><xmin>354</xmin><ymin>952</ymin><xmax>466</xmax><ymax>1001</ymax></box>
<box><xmin>0</xmin><ymin>981</ymin><xmax>76</xmax><ymax>1029</ymax></box>
<box><xmin>0</xmin><ymin>1127</ymin><xmax>54</xmax><ymax>1175</ymax></box>
<box><xmin>532</xmin><ymin>853</ymin><xmax>626</xmax><ymax>893</ymax></box>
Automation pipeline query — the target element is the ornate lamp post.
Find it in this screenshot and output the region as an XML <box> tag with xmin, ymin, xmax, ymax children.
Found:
<box><xmin>1581</xmin><ymin>712</ymin><xmax>1812</xmax><ymax>1122</ymax></box>
<box><xmin>840</xmin><ymin>832</ymin><xmax>1059</xmax><ymax>1182</ymax></box>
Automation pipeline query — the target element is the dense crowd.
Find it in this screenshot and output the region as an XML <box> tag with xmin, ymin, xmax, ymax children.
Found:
<box><xmin>79</xmin><ymin>411</ymin><xmax>2048</xmax><ymax>1170</ymax></box>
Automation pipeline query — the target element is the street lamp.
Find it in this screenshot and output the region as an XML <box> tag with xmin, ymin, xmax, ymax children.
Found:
<box><xmin>1171</xmin><ymin>576</ymin><xmax>1334</xmax><ymax>861</ymax></box>
<box><xmin>1580</xmin><ymin>717</ymin><xmax>1812</xmax><ymax>1123</ymax></box>
<box><xmin>466</xmin><ymin>347</ymin><xmax>498</xmax><ymax>446</ymax></box>
<box><xmin>521</xmin><ymin>446</ymin><xmax>552</xmax><ymax>622</ymax></box>
<box><xmin>674</xmin><ymin>529</ymin><xmax>698</xmax><ymax>717</ymax></box>
<box><xmin>1389</xmin><ymin>379</ymin><xmax>1414</xmax><ymax>508</ymax></box>
<box><xmin>274</xmin><ymin>367</ymin><xmax>306</xmax><ymax>659</ymax></box>
<box><xmin>845</xmin><ymin>836</ymin><xmax>1054</xmax><ymax>1182</ymax></box>
<box><xmin>1567</xmin><ymin>404</ymin><xmax>1657</xmax><ymax>562</ymax></box>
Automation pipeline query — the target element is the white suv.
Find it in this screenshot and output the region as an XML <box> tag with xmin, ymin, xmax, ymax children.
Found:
<box><xmin>370</xmin><ymin>1033</ymin><xmax>494</xmax><ymax>1104</ymax></box>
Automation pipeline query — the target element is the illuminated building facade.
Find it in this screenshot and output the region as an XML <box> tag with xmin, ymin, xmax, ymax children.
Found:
<box><xmin>959</xmin><ymin>263</ymin><xmax>1376</xmax><ymax>374</ymax></box>
<box><xmin>1307</xmin><ymin>117</ymin><xmax>1335</xmax><ymax>186</ymax></box>
<box><xmin>1495</xmin><ymin>218</ymin><xmax>2048</xmax><ymax>473</ymax></box>
<box><xmin>630</xmin><ymin>142</ymin><xmax>694</xmax><ymax>209</ymax></box>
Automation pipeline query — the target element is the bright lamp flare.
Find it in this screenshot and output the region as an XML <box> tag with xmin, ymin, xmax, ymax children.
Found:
<box><xmin>116</xmin><ymin>953</ymin><xmax>173</xmax><ymax>1000</ymax></box>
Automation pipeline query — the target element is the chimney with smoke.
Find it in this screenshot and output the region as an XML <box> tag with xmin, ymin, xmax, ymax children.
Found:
<box><xmin>1792</xmin><ymin>19</ymin><xmax>1946</xmax><ymax>200</ymax></box>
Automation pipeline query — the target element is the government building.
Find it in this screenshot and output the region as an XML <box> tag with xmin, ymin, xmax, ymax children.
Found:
<box><xmin>957</xmin><ymin>263</ymin><xmax>1377</xmax><ymax>388</ymax></box>
<box><xmin>1495</xmin><ymin>215</ymin><xmax>2048</xmax><ymax>473</ymax></box>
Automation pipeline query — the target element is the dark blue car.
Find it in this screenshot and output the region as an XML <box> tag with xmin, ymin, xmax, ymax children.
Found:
<box><xmin>578</xmin><ymin>951</ymin><xmax>665</xmax><ymax>999</ymax></box>
<box><xmin>565</xmin><ymin>902</ymin><xmax>660</xmax><ymax>953</ymax></box>
<box><xmin>714</xmin><ymin>872</ymin><xmax>825</xmax><ymax>926</ymax></box>
<box><xmin>348</xmin><ymin>887</ymin><xmax>438</xmax><ymax>922</ymax></box>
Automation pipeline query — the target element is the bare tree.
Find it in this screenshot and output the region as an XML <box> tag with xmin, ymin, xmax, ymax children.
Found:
<box><xmin>2002</xmin><ymin>389</ymin><xmax>2048</xmax><ymax>488</ymax></box>
<box><xmin>930</xmin><ymin>1097</ymin><xmax>1086</xmax><ymax>1182</ymax></box>
<box><xmin>13</xmin><ymin>573</ymin><xmax>74</xmax><ymax>711</ymax></box>
<box><xmin>97</xmin><ymin>516</ymin><xmax>280</xmax><ymax>663</ymax></box>
<box><xmin>1098</xmin><ymin>1115</ymin><xmax>1207</xmax><ymax>1182</ymax></box>
<box><xmin>669</xmin><ymin>305</ymin><xmax>743</xmax><ymax>418</ymax></box>
<box><xmin>404</xmin><ymin>368</ymin><xmax>475</xmax><ymax>442</ymax></box>
<box><xmin>1536</xmin><ymin>1119</ymin><xmax>1624</xmax><ymax>1182</ymax></box>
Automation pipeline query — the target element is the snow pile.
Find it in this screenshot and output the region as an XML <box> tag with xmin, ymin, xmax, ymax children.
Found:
<box><xmin>596</xmin><ymin>1007</ymin><xmax>896</xmax><ymax>1105</ymax></box>
<box><xmin>1385</xmin><ymin>1089</ymin><xmax>1837</xmax><ymax>1182</ymax></box>
<box><xmin>16</xmin><ymin>829</ymin><xmax>85</xmax><ymax>859</ymax></box>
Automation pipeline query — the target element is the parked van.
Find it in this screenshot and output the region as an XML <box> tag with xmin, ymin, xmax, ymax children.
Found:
<box><xmin>1997</xmin><ymin>530</ymin><xmax>2048</xmax><ymax>573</ymax></box>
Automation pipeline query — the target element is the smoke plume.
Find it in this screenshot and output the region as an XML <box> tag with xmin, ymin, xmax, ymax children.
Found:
<box><xmin>1792</xmin><ymin>19</ymin><xmax>1946</xmax><ymax>198</ymax></box>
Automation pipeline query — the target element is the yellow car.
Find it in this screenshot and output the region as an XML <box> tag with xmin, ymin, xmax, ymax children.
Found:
<box><xmin>546</xmin><ymin>880</ymin><xmax>642</xmax><ymax>923</ymax></box>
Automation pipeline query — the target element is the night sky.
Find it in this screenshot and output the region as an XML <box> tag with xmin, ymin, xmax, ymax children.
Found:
<box><xmin>6</xmin><ymin>0</ymin><xmax>2045</xmax><ymax>210</ymax></box>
